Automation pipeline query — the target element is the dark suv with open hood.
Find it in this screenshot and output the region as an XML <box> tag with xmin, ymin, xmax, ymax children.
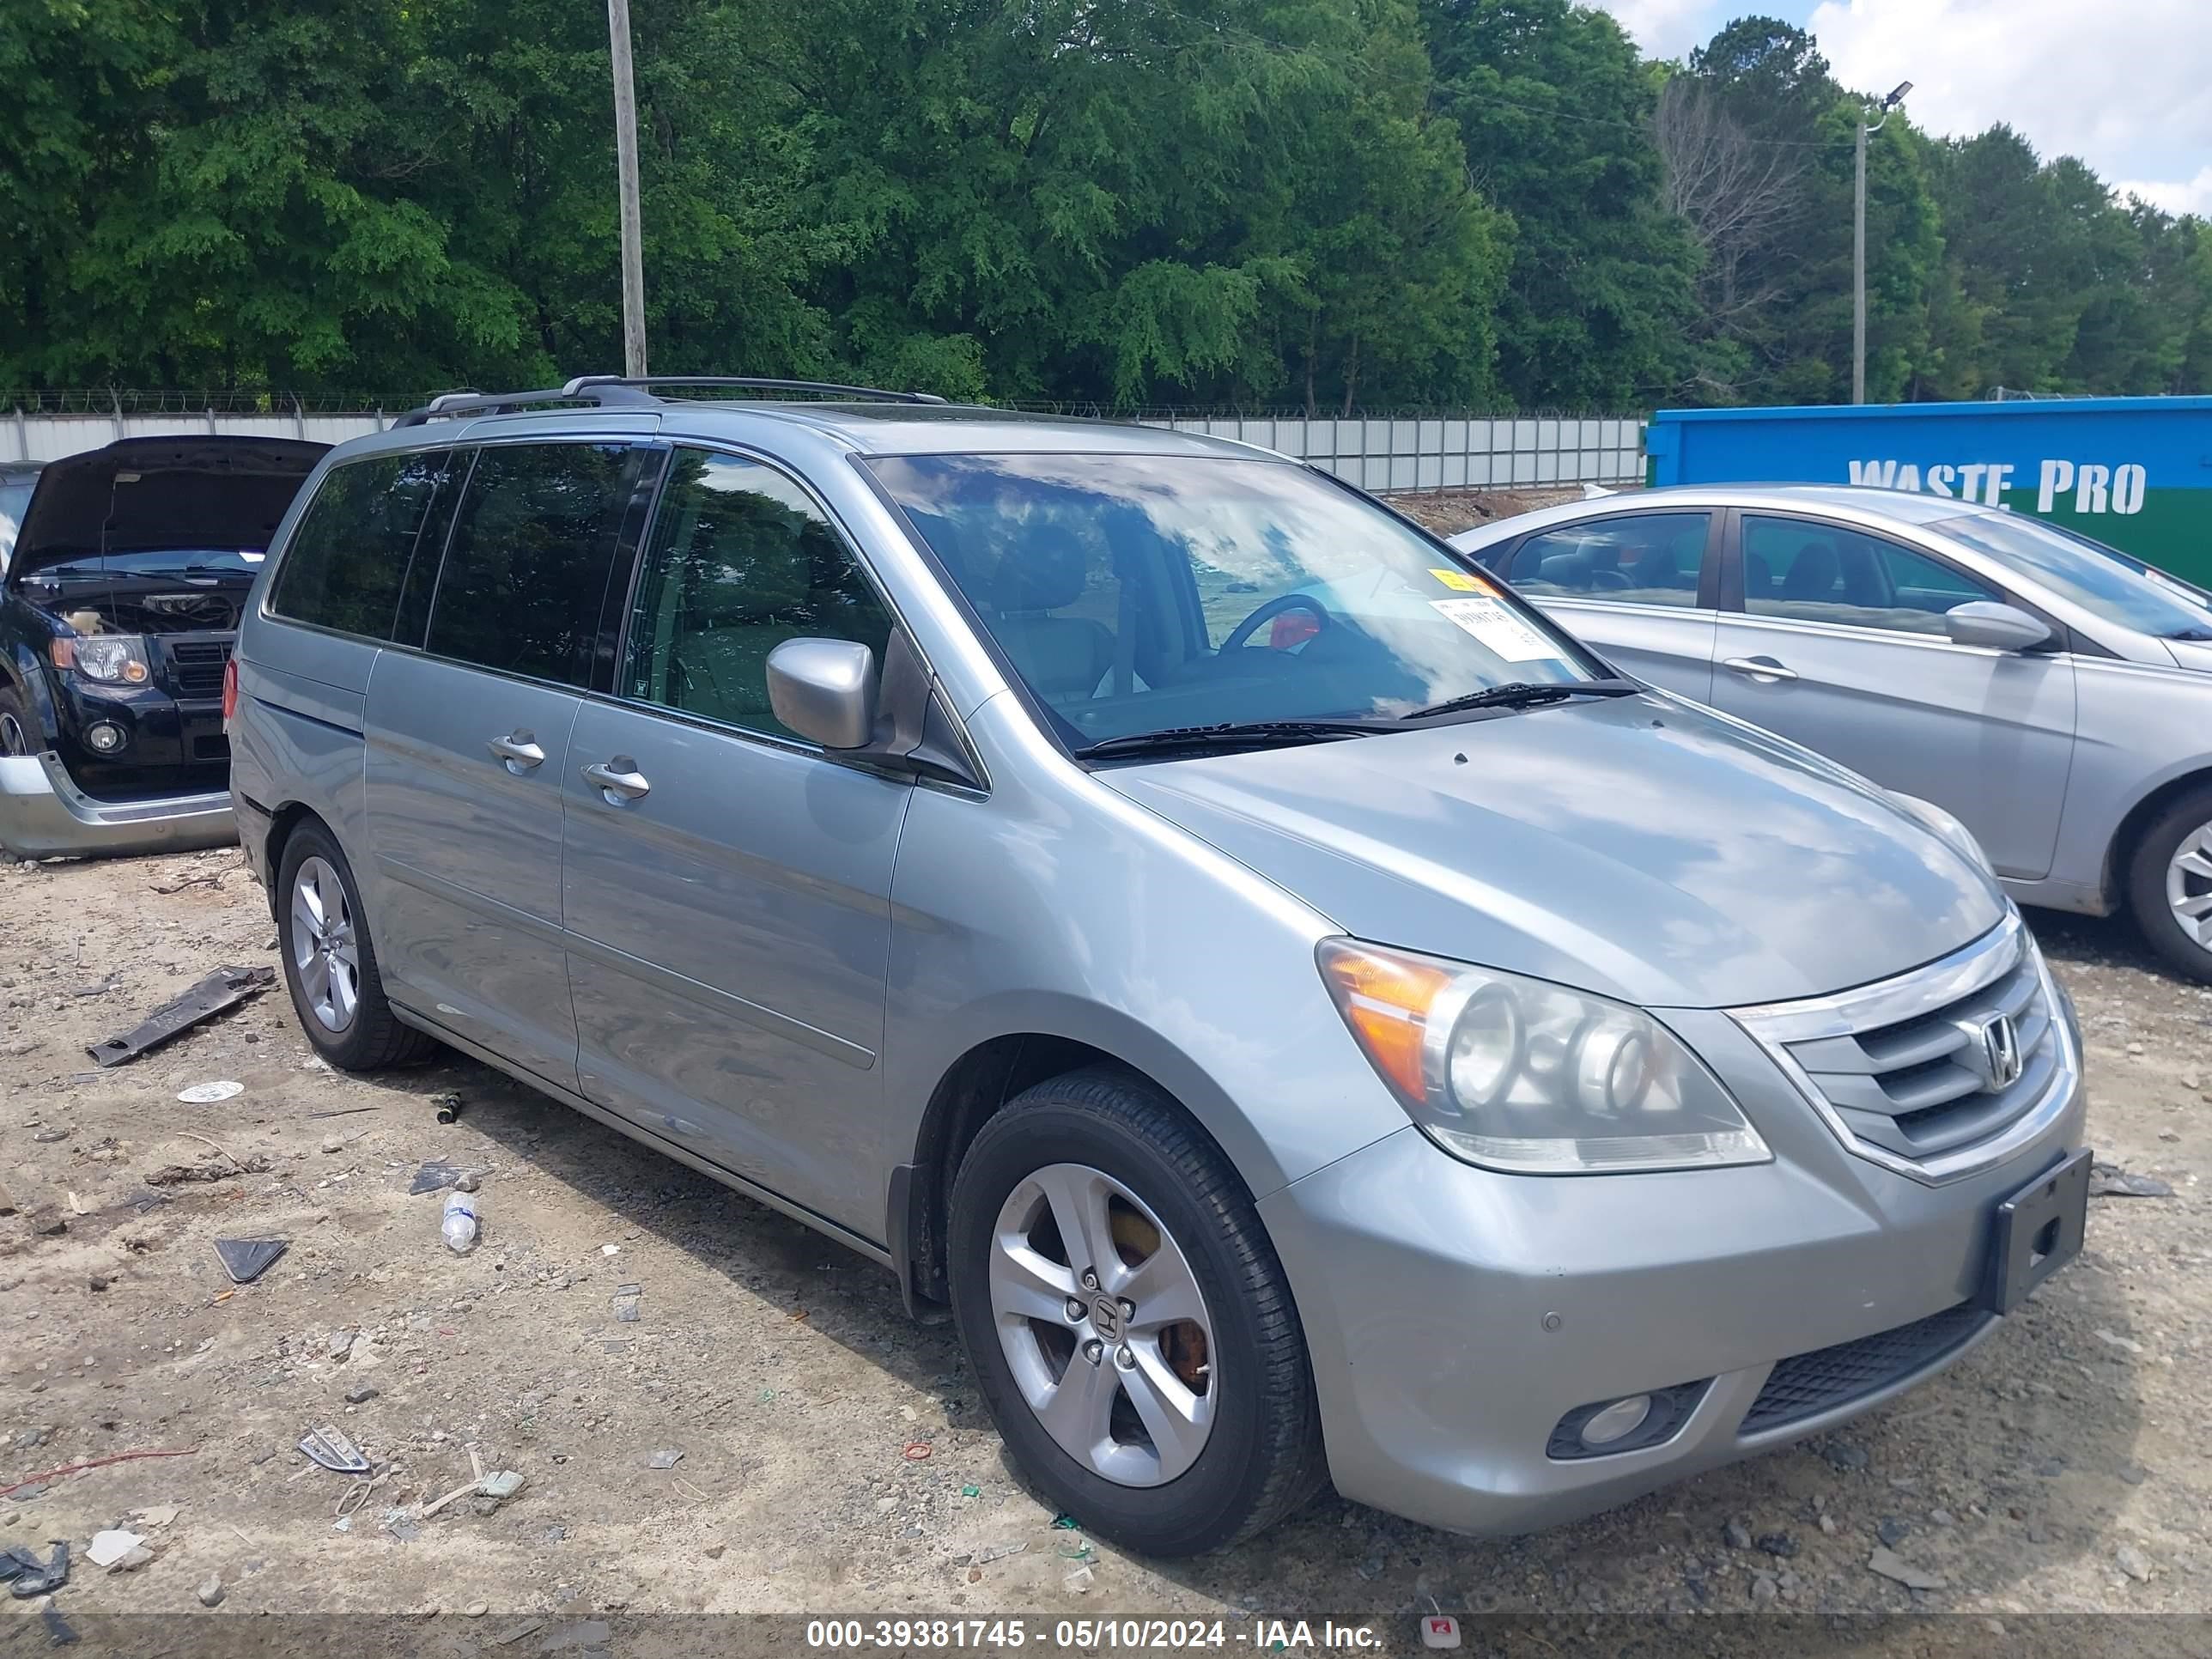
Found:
<box><xmin>0</xmin><ymin>435</ymin><xmax>325</xmax><ymax>857</ymax></box>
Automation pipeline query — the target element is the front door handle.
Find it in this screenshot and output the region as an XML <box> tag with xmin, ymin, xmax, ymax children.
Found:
<box><xmin>487</xmin><ymin>731</ymin><xmax>545</xmax><ymax>769</ymax></box>
<box><xmin>581</xmin><ymin>758</ymin><xmax>651</xmax><ymax>803</ymax></box>
<box><xmin>1722</xmin><ymin>654</ymin><xmax>1799</xmax><ymax>683</ymax></box>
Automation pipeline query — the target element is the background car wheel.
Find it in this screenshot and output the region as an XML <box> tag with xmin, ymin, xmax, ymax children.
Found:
<box><xmin>948</xmin><ymin>1067</ymin><xmax>1325</xmax><ymax>1556</ymax></box>
<box><xmin>0</xmin><ymin>685</ymin><xmax>38</xmax><ymax>757</ymax></box>
<box><xmin>276</xmin><ymin>821</ymin><xmax>437</xmax><ymax>1069</ymax></box>
<box><xmin>2127</xmin><ymin>785</ymin><xmax>2212</xmax><ymax>984</ymax></box>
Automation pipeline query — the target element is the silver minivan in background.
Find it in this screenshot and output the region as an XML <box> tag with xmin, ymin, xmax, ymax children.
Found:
<box><xmin>1450</xmin><ymin>485</ymin><xmax>2212</xmax><ymax>982</ymax></box>
<box><xmin>228</xmin><ymin>380</ymin><xmax>2089</xmax><ymax>1554</ymax></box>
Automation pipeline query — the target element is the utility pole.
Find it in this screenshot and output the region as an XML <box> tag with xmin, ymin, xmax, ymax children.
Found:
<box><xmin>1853</xmin><ymin>80</ymin><xmax>1912</xmax><ymax>405</ymax></box>
<box><xmin>607</xmin><ymin>0</ymin><xmax>647</xmax><ymax>378</ymax></box>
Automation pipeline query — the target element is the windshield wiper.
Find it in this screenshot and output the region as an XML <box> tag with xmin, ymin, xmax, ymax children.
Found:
<box><xmin>1404</xmin><ymin>677</ymin><xmax>1643</xmax><ymax>721</ymax></box>
<box><xmin>1076</xmin><ymin>719</ymin><xmax>1389</xmax><ymax>760</ymax></box>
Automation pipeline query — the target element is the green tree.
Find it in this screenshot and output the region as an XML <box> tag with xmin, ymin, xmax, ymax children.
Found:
<box><xmin>1422</xmin><ymin>0</ymin><xmax>1698</xmax><ymax>406</ymax></box>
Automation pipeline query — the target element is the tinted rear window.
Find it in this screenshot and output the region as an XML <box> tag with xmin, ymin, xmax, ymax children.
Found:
<box><xmin>424</xmin><ymin>442</ymin><xmax>638</xmax><ymax>686</ymax></box>
<box><xmin>270</xmin><ymin>450</ymin><xmax>459</xmax><ymax>640</ymax></box>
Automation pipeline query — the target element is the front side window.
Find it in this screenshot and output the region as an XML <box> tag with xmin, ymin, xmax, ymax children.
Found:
<box><xmin>1741</xmin><ymin>516</ymin><xmax>1995</xmax><ymax>636</ymax></box>
<box><xmin>623</xmin><ymin>449</ymin><xmax>894</xmax><ymax>741</ymax></box>
<box><xmin>425</xmin><ymin>443</ymin><xmax>636</xmax><ymax>686</ymax></box>
<box><xmin>867</xmin><ymin>453</ymin><xmax>1601</xmax><ymax>747</ymax></box>
<box><xmin>1505</xmin><ymin>513</ymin><xmax>1711</xmax><ymax>606</ymax></box>
<box><xmin>1929</xmin><ymin>512</ymin><xmax>2212</xmax><ymax>641</ymax></box>
<box><xmin>270</xmin><ymin>449</ymin><xmax>457</xmax><ymax>641</ymax></box>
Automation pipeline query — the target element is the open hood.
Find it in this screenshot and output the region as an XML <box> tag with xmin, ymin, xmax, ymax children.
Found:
<box><xmin>7</xmin><ymin>436</ymin><xmax>325</xmax><ymax>583</ymax></box>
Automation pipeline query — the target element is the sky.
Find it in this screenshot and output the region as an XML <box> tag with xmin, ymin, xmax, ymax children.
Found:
<box><xmin>1592</xmin><ymin>0</ymin><xmax>2212</xmax><ymax>217</ymax></box>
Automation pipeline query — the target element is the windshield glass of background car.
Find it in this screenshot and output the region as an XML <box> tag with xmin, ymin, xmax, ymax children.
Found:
<box><xmin>867</xmin><ymin>453</ymin><xmax>1595</xmax><ymax>745</ymax></box>
<box><xmin>1932</xmin><ymin>513</ymin><xmax>2212</xmax><ymax>640</ymax></box>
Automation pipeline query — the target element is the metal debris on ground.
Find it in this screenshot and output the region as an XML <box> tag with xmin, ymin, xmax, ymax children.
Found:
<box><xmin>432</xmin><ymin>1091</ymin><xmax>465</xmax><ymax>1124</ymax></box>
<box><xmin>85</xmin><ymin>965</ymin><xmax>276</xmax><ymax>1067</ymax></box>
<box><xmin>176</xmin><ymin>1079</ymin><xmax>244</xmax><ymax>1103</ymax></box>
<box><xmin>647</xmin><ymin>1449</ymin><xmax>684</xmax><ymax>1470</ymax></box>
<box><xmin>612</xmin><ymin>1284</ymin><xmax>642</xmax><ymax>1322</ymax></box>
<box><xmin>298</xmin><ymin>1425</ymin><xmax>371</xmax><ymax>1474</ymax></box>
<box><xmin>215</xmin><ymin>1238</ymin><xmax>289</xmax><ymax>1285</ymax></box>
<box><xmin>149</xmin><ymin>872</ymin><xmax>224</xmax><ymax>895</ymax></box>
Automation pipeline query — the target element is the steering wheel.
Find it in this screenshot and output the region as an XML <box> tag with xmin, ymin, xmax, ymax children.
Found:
<box><xmin>1221</xmin><ymin>592</ymin><xmax>1335</xmax><ymax>653</ymax></box>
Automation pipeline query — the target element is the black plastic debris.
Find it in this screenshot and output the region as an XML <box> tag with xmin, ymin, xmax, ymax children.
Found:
<box><xmin>410</xmin><ymin>1160</ymin><xmax>462</xmax><ymax>1196</ymax></box>
<box><xmin>86</xmin><ymin>966</ymin><xmax>276</xmax><ymax>1067</ymax></box>
<box><xmin>41</xmin><ymin>1600</ymin><xmax>78</xmax><ymax>1644</ymax></box>
<box><xmin>432</xmin><ymin>1091</ymin><xmax>465</xmax><ymax>1125</ymax></box>
<box><xmin>8</xmin><ymin>1541</ymin><xmax>68</xmax><ymax>1599</ymax></box>
<box><xmin>215</xmin><ymin>1238</ymin><xmax>289</xmax><ymax>1285</ymax></box>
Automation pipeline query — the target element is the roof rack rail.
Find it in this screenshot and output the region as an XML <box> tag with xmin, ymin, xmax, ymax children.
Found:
<box><xmin>563</xmin><ymin>375</ymin><xmax>948</xmax><ymax>405</ymax></box>
<box><xmin>392</xmin><ymin>374</ymin><xmax>948</xmax><ymax>427</ymax></box>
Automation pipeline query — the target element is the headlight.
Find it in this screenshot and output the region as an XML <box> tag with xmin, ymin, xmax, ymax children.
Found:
<box><xmin>1317</xmin><ymin>939</ymin><xmax>1770</xmax><ymax>1175</ymax></box>
<box><xmin>1888</xmin><ymin>792</ymin><xmax>1994</xmax><ymax>877</ymax></box>
<box><xmin>54</xmin><ymin>634</ymin><xmax>151</xmax><ymax>685</ymax></box>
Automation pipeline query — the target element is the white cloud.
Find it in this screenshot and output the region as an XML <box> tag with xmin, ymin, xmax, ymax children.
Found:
<box><xmin>2116</xmin><ymin>166</ymin><xmax>2212</xmax><ymax>217</ymax></box>
<box><xmin>1808</xmin><ymin>0</ymin><xmax>2212</xmax><ymax>211</ymax></box>
<box><xmin>1590</xmin><ymin>0</ymin><xmax>1722</xmax><ymax>60</ymax></box>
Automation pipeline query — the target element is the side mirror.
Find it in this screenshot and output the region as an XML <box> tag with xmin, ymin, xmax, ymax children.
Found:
<box><xmin>1944</xmin><ymin>600</ymin><xmax>2051</xmax><ymax>653</ymax></box>
<box><xmin>766</xmin><ymin>638</ymin><xmax>878</xmax><ymax>750</ymax></box>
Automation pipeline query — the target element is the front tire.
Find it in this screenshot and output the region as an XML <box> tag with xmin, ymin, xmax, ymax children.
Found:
<box><xmin>2126</xmin><ymin>786</ymin><xmax>2212</xmax><ymax>984</ymax></box>
<box><xmin>947</xmin><ymin>1068</ymin><xmax>1324</xmax><ymax>1556</ymax></box>
<box><xmin>275</xmin><ymin>820</ymin><xmax>437</xmax><ymax>1069</ymax></box>
<box><xmin>0</xmin><ymin>684</ymin><xmax>38</xmax><ymax>757</ymax></box>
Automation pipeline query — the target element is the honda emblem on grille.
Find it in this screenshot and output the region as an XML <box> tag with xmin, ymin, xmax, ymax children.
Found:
<box><xmin>1979</xmin><ymin>1013</ymin><xmax>2024</xmax><ymax>1091</ymax></box>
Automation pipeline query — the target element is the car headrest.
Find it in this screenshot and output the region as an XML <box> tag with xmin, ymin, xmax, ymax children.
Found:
<box><xmin>1782</xmin><ymin>542</ymin><xmax>1841</xmax><ymax>600</ymax></box>
<box><xmin>991</xmin><ymin>542</ymin><xmax>1090</xmax><ymax>612</ymax></box>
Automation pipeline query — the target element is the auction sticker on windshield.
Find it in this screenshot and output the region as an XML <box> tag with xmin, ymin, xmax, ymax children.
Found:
<box><xmin>1429</xmin><ymin>567</ymin><xmax>1490</xmax><ymax>592</ymax></box>
<box><xmin>1428</xmin><ymin>596</ymin><xmax>1561</xmax><ymax>661</ymax></box>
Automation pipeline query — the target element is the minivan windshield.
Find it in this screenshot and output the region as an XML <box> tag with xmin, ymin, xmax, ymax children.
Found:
<box><xmin>869</xmin><ymin>453</ymin><xmax>1602</xmax><ymax>749</ymax></box>
<box><xmin>1931</xmin><ymin>512</ymin><xmax>2212</xmax><ymax>641</ymax></box>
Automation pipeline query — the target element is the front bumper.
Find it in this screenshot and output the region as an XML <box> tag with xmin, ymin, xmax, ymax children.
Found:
<box><xmin>0</xmin><ymin>750</ymin><xmax>235</xmax><ymax>860</ymax></box>
<box><xmin>1259</xmin><ymin>1009</ymin><xmax>2087</xmax><ymax>1536</ymax></box>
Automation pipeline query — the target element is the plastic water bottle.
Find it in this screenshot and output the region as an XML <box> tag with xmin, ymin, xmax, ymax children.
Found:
<box><xmin>441</xmin><ymin>1189</ymin><xmax>480</xmax><ymax>1253</ymax></box>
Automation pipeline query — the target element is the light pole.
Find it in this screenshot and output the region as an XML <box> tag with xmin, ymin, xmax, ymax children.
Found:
<box><xmin>1854</xmin><ymin>80</ymin><xmax>1912</xmax><ymax>404</ymax></box>
<box><xmin>607</xmin><ymin>0</ymin><xmax>647</xmax><ymax>378</ymax></box>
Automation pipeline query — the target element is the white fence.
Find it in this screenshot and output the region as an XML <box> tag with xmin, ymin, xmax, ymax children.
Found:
<box><xmin>4</xmin><ymin>403</ymin><xmax>1647</xmax><ymax>492</ymax></box>
<box><xmin>1131</xmin><ymin>413</ymin><xmax>1644</xmax><ymax>492</ymax></box>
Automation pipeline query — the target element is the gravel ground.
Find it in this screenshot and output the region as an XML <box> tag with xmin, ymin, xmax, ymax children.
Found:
<box><xmin>0</xmin><ymin>844</ymin><xmax>2205</xmax><ymax>1654</ymax></box>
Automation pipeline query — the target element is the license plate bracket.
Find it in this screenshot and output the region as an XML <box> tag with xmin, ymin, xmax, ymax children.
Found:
<box><xmin>1981</xmin><ymin>1147</ymin><xmax>2091</xmax><ymax>1315</ymax></box>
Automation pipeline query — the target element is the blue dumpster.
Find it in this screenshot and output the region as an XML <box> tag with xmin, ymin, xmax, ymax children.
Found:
<box><xmin>1646</xmin><ymin>396</ymin><xmax>2212</xmax><ymax>587</ymax></box>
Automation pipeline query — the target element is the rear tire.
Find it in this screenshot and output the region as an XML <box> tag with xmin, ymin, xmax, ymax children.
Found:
<box><xmin>275</xmin><ymin>820</ymin><xmax>437</xmax><ymax>1069</ymax></box>
<box><xmin>2126</xmin><ymin>785</ymin><xmax>2212</xmax><ymax>985</ymax></box>
<box><xmin>947</xmin><ymin>1067</ymin><xmax>1325</xmax><ymax>1556</ymax></box>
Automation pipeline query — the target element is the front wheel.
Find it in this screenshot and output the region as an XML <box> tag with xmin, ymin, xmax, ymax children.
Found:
<box><xmin>947</xmin><ymin>1069</ymin><xmax>1324</xmax><ymax>1556</ymax></box>
<box><xmin>2126</xmin><ymin>785</ymin><xmax>2212</xmax><ymax>984</ymax></box>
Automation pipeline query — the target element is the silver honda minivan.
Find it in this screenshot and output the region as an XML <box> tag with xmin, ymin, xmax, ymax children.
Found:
<box><xmin>228</xmin><ymin>378</ymin><xmax>2089</xmax><ymax>1555</ymax></box>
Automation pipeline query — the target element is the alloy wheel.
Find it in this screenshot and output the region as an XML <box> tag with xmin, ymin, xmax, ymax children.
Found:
<box><xmin>2168</xmin><ymin>822</ymin><xmax>2212</xmax><ymax>951</ymax></box>
<box><xmin>290</xmin><ymin>855</ymin><xmax>362</xmax><ymax>1032</ymax></box>
<box><xmin>987</xmin><ymin>1162</ymin><xmax>1217</xmax><ymax>1486</ymax></box>
<box><xmin>0</xmin><ymin>710</ymin><xmax>28</xmax><ymax>757</ymax></box>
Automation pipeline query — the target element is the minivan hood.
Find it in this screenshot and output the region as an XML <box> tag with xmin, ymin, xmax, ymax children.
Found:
<box><xmin>7</xmin><ymin>436</ymin><xmax>325</xmax><ymax>583</ymax></box>
<box><xmin>1104</xmin><ymin>693</ymin><xmax>2004</xmax><ymax>1009</ymax></box>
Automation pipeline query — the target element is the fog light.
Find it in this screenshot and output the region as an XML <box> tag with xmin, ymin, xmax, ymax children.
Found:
<box><xmin>1579</xmin><ymin>1394</ymin><xmax>1653</xmax><ymax>1449</ymax></box>
<box><xmin>85</xmin><ymin>721</ymin><xmax>127</xmax><ymax>754</ymax></box>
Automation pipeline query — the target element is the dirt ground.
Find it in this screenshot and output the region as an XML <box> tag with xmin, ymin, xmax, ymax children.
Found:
<box><xmin>0</xmin><ymin>839</ymin><xmax>2206</xmax><ymax>1652</ymax></box>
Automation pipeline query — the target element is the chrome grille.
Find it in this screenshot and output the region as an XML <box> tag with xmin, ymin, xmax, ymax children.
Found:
<box><xmin>1733</xmin><ymin>916</ymin><xmax>2075</xmax><ymax>1182</ymax></box>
